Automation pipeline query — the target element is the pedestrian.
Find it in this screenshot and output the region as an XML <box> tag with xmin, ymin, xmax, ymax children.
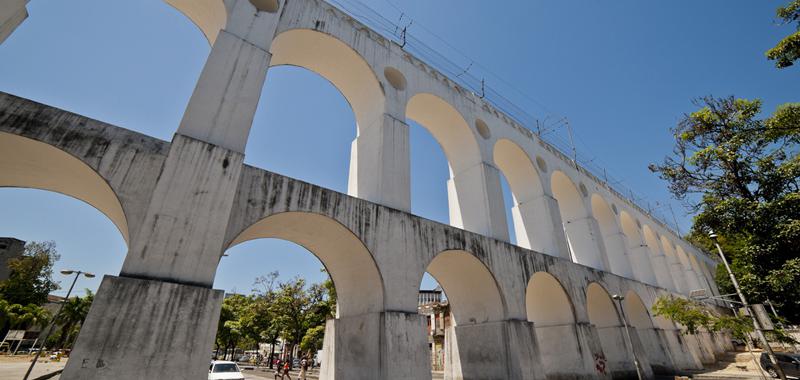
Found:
<box><xmin>299</xmin><ymin>356</ymin><xmax>309</xmax><ymax>380</ymax></box>
<box><xmin>281</xmin><ymin>359</ymin><xmax>293</xmax><ymax>380</ymax></box>
<box><xmin>273</xmin><ymin>359</ymin><xmax>282</xmax><ymax>380</ymax></box>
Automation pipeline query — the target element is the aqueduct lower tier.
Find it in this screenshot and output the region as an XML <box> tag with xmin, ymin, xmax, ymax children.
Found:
<box><xmin>1</xmin><ymin>93</ymin><xmax>731</xmax><ymax>379</ymax></box>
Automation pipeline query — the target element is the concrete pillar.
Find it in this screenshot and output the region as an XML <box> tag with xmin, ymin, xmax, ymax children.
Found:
<box><xmin>626</xmin><ymin>327</ymin><xmax>657</xmax><ymax>379</ymax></box>
<box><xmin>670</xmin><ymin>262</ymin><xmax>689</xmax><ymax>294</ymax></box>
<box><xmin>635</xmin><ymin>327</ymin><xmax>675</xmax><ymax>376</ymax></box>
<box><xmin>0</xmin><ymin>0</ymin><xmax>28</xmax><ymax>44</ymax></box>
<box><xmin>176</xmin><ymin>29</ymin><xmax>271</xmax><ymax>153</ymax></box>
<box><xmin>347</xmin><ymin>113</ymin><xmax>410</xmax><ymax>211</ymax></box>
<box><xmin>445</xmin><ymin>320</ymin><xmax>546</xmax><ymax>380</ymax></box>
<box><xmin>601</xmin><ymin>231</ymin><xmax>635</xmax><ymax>278</ymax></box>
<box><xmin>563</xmin><ymin>216</ymin><xmax>608</xmax><ymax>270</ymax></box>
<box><xmin>62</xmin><ymin>276</ymin><xmax>223</xmax><ymax>379</ymax></box>
<box><xmin>447</xmin><ymin>162</ymin><xmax>509</xmax><ymax>241</ymax></box>
<box><xmin>511</xmin><ymin>194</ymin><xmax>570</xmax><ymax>259</ymax></box>
<box><xmin>627</xmin><ymin>244</ymin><xmax>658</xmax><ymax>286</ymax></box>
<box><xmin>120</xmin><ymin>135</ymin><xmax>243</xmax><ymax>285</ymax></box>
<box><xmin>684</xmin><ymin>268</ymin><xmax>702</xmax><ymax>293</ymax></box>
<box><xmin>534</xmin><ymin>322</ymin><xmax>612</xmax><ymax>379</ymax></box>
<box><xmin>653</xmin><ymin>254</ymin><xmax>676</xmax><ymax>290</ymax></box>
<box><xmin>595</xmin><ymin>325</ymin><xmax>642</xmax><ymax>378</ymax></box>
<box><xmin>320</xmin><ymin>311</ymin><xmax>431</xmax><ymax>380</ymax></box>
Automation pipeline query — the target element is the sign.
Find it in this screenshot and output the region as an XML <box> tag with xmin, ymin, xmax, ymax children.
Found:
<box><xmin>751</xmin><ymin>304</ymin><xmax>774</xmax><ymax>330</ymax></box>
<box><xmin>3</xmin><ymin>330</ymin><xmax>25</xmax><ymax>341</ymax></box>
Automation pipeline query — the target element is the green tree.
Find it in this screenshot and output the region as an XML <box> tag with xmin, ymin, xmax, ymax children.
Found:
<box><xmin>650</xmin><ymin>96</ymin><xmax>800</xmax><ymax>322</ymax></box>
<box><xmin>0</xmin><ymin>299</ymin><xmax>51</xmax><ymax>331</ymax></box>
<box><xmin>300</xmin><ymin>325</ymin><xmax>325</xmax><ymax>357</ymax></box>
<box><xmin>54</xmin><ymin>289</ymin><xmax>94</xmax><ymax>349</ymax></box>
<box><xmin>215</xmin><ymin>294</ymin><xmax>252</xmax><ymax>359</ymax></box>
<box><xmin>767</xmin><ymin>0</ymin><xmax>800</xmax><ymax>68</ymax></box>
<box><xmin>652</xmin><ymin>296</ymin><xmax>753</xmax><ymax>340</ymax></box>
<box><xmin>270</xmin><ymin>277</ymin><xmax>332</xmax><ymax>367</ymax></box>
<box><xmin>0</xmin><ymin>241</ymin><xmax>60</xmax><ymax>306</ymax></box>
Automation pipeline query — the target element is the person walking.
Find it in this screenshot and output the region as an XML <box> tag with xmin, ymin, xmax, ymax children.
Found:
<box><xmin>299</xmin><ymin>356</ymin><xmax>309</xmax><ymax>380</ymax></box>
<box><xmin>281</xmin><ymin>359</ymin><xmax>293</xmax><ymax>380</ymax></box>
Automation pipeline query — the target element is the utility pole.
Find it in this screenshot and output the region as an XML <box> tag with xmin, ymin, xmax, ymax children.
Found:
<box><xmin>708</xmin><ymin>230</ymin><xmax>786</xmax><ymax>380</ymax></box>
<box><xmin>612</xmin><ymin>294</ymin><xmax>643</xmax><ymax>380</ymax></box>
<box><xmin>24</xmin><ymin>270</ymin><xmax>95</xmax><ymax>380</ymax></box>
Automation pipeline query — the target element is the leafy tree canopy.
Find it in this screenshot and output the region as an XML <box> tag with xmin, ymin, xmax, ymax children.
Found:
<box><xmin>0</xmin><ymin>241</ymin><xmax>60</xmax><ymax>306</ymax></box>
<box><xmin>767</xmin><ymin>0</ymin><xmax>800</xmax><ymax>68</ymax></box>
<box><xmin>650</xmin><ymin>96</ymin><xmax>800</xmax><ymax>322</ymax></box>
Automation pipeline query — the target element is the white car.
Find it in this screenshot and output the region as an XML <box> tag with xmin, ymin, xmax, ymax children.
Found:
<box><xmin>208</xmin><ymin>360</ymin><xmax>245</xmax><ymax>380</ymax></box>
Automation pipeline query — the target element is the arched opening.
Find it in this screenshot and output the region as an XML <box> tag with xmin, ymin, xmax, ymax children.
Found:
<box><xmin>526</xmin><ymin>272</ymin><xmax>582</xmax><ymax>377</ymax></box>
<box><xmin>688</xmin><ymin>254</ymin><xmax>710</xmax><ymax>293</ymax></box>
<box><xmin>591</xmin><ymin>194</ymin><xmax>632</xmax><ymax>276</ymax></box>
<box><xmin>0</xmin><ymin>0</ymin><xmax>210</xmax><ymax>141</ymax></box>
<box><xmin>624</xmin><ymin>291</ymin><xmax>671</xmax><ymax>374</ymax></box>
<box><xmin>587</xmin><ymin>283</ymin><xmax>633</xmax><ymax>378</ymax></box>
<box><xmin>226</xmin><ymin>212</ymin><xmax>383</xmax><ymax>317</ymax></box>
<box><xmin>245</xmin><ymin>28</ymin><xmax>384</xmax><ymax>194</ymax></box>
<box><xmin>221</xmin><ymin>212</ymin><xmax>384</xmax><ymax>375</ymax></box>
<box><xmin>551</xmin><ymin>171</ymin><xmax>604</xmax><ymax>269</ymax></box>
<box><xmin>423</xmin><ymin>250</ymin><xmax>505</xmax><ymax>378</ymax></box>
<box><xmin>493</xmin><ymin>139</ymin><xmax>548</xmax><ymax>251</ymax></box>
<box><xmin>406</xmin><ymin>94</ymin><xmax>485</xmax><ymax>233</ymax></box>
<box><xmin>164</xmin><ymin>0</ymin><xmax>227</xmax><ymax>44</ymax></box>
<box><xmin>0</xmin><ymin>133</ymin><xmax>129</xmax><ymax>351</ymax></box>
<box><xmin>643</xmin><ymin>225</ymin><xmax>675</xmax><ymax>290</ymax></box>
<box><xmin>620</xmin><ymin>211</ymin><xmax>657</xmax><ymax>285</ymax></box>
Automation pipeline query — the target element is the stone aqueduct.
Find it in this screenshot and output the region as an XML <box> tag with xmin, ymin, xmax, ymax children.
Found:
<box><xmin>1</xmin><ymin>0</ymin><xmax>729</xmax><ymax>379</ymax></box>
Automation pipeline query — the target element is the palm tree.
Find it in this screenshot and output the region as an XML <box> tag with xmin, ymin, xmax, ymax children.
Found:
<box><xmin>54</xmin><ymin>290</ymin><xmax>93</xmax><ymax>349</ymax></box>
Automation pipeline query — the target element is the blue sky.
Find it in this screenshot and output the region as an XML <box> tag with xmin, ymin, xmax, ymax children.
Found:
<box><xmin>0</xmin><ymin>0</ymin><xmax>797</xmax><ymax>296</ymax></box>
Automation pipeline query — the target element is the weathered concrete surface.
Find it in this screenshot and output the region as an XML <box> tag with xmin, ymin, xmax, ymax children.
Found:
<box><xmin>61</xmin><ymin>275</ymin><xmax>223</xmax><ymax>380</ymax></box>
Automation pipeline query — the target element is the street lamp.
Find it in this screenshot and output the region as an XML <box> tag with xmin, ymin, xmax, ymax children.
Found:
<box><xmin>611</xmin><ymin>294</ymin><xmax>643</xmax><ymax>380</ymax></box>
<box><xmin>23</xmin><ymin>270</ymin><xmax>95</xmax><ymax>380</ymax></box>
<box><xmin>708</xmin><ymin>230</ymin><xmax>786</xmax><ymax>380</ymax></box>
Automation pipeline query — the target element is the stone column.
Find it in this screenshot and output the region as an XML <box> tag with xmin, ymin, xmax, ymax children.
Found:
<box><xmin>0</xmin><ymin>0</ymin><xmax>28</xmax><ymax>44</ymax></box>
<box><xmin>447</xmin><ymin>162</ymin><xmax>510</xmax><ymax>241</ymax></box>
<box><xmin>64</xmin><ymin>4</ymin><xmax>281</xmax><ymax>378</ymax></box>
<box><xmin>445</xmin><ymin>320</ymin><xmax>546</xmax><ymax>380</ymax></box>
<box><xmin>562</xmin><ymin>216</ymin><xmax>608</xmax><ymax>270</ymax></box>
<box><xmin>601</xmin><ymin>231</ymin><xmax>635</xmax><ymax>278</ymax></box>
<box><xmin>684</xmin><ymin>268</ymin><xmax>702</xmax><ymax>293</ymax></box>
<box><xmin>534</xmin><ymin>322</ymin><xmax>610</xmax><ymax>379</ymax></box>
<box><xmin>347</xmin><ymin>113</ymin><xmax>410</xmax><ymax>211</ymax></box>
<box><xmin>652</xmin><ymin>254</ymin><xmax>676</xmax><ymax>290</ymax></box>
<box><xmin>627</xmin><ymin>244</ymin><xmax>658</xmax><ymax>286</ymax></box>
<box><xmin>320</xmin><ymin>312</ymin><xmax>431</xmax><ymax>380</ymax></box>
<box><xmin>670</xmin><ymin>261</ymin><xmax>689</xmax><ymax>294</ymax></box>
<box><xmin>511</xmin><ymin>194</ymin><xmax>570</xmax><ymax>259</ymax></box>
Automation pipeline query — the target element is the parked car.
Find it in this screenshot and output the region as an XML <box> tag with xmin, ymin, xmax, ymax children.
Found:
<box><xmin>209</xmin><ymin>360</ymin><xmax>245</xmax><ymax>380</ymax></box>
<box><xmin>761</xmin><ymin>352</ymin><xmax>800</xmax><ymax>378</ymax></box>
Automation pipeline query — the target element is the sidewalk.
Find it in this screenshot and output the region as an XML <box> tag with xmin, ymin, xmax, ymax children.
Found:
<box><xmin>0</xmin><ymin>355</ymin><xmax>66</xmax><ymax>380</ymax></box>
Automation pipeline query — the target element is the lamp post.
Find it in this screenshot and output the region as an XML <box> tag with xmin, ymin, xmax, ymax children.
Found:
<box><xmin>708</xmin><ymin>230</ymin><xmax>786</xmax><ymax>380</ymax></box>
<box><xmin>23</xmin><ymin>270</ymin><xmax>95</xmax><ymax>380</ymax></box>
<box><xmin>612</xmin><ymin>294</ymin><xmax>643</xmax><ymax>380</ymax></box>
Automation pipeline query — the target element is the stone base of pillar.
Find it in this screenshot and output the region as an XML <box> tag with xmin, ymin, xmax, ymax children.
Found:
<box><xmin>445</xmin><ymin>320</ymin><xmax>545</xmax><ymax>380</ymax></box>
<box><xmin>61</xmin><ymin>275</ymin><xmax>223</xmax><ymax>380</ymax></box>
<box><xmin>319</xmin><ymin>311</ymin><xmax>430</xmax><ymax>380</ymax></box>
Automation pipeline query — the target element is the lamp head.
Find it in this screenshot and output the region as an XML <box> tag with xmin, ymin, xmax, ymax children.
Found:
<box><xmin>708</xmin><ymin>229</ymin><xmax>718</xmax><ymax>239</ymax></box>
<box><xmin>612</xmin><ymin>294</ymin><xmax>624</xmax><ymax>301</ymax></box>
<box><xmin>83</xmin><ymin>273</ymin><xmax>96</xmax><ymax>278</ymax></box>
<box><xmin>60</xmin><ymin>270</ymin><xmax>75</xmax><ymax>275</ymax></box>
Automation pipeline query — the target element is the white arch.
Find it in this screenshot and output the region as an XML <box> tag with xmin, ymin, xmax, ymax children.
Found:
<box><xmin>406</xmin><ymin>93</ymin><xmax>481</xmax><ymax>175</ymax></box>
<box><xmin>164</xmin><ymin>0</ymin><xmax>227</xmax><ymax>45</ymax></box>
<box><xmin>643</xmin><ymin>225</ymin><xmax>675</xmax><ymax>290</ymax></box>
<box><xmin>426</xmin><ymin>250</ymin><xmax>505</xmax><ymax>324</ymax></box>
<box><xmin>270</xmin><ymin>28</ymin><xmax>385</xmax><ymax>137</ymax></box>
<box><xmin>227</xmin><ymin>211</ymin><xmax>384</xmax><ymax>317</ymax></box>
<box><xmin>623</xmin><ymin>290</ymin><xmax>654</xmax><ymax>329</ymax></box>
<box><xmin>526</xmin><ymin>272</ymin><xmax>575</xmax><ymax>326</ymax></box>
<box><xmin>0</xmin><ymin>132</ymin><xmax>130</xmax><ymax>245</ymax></box>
